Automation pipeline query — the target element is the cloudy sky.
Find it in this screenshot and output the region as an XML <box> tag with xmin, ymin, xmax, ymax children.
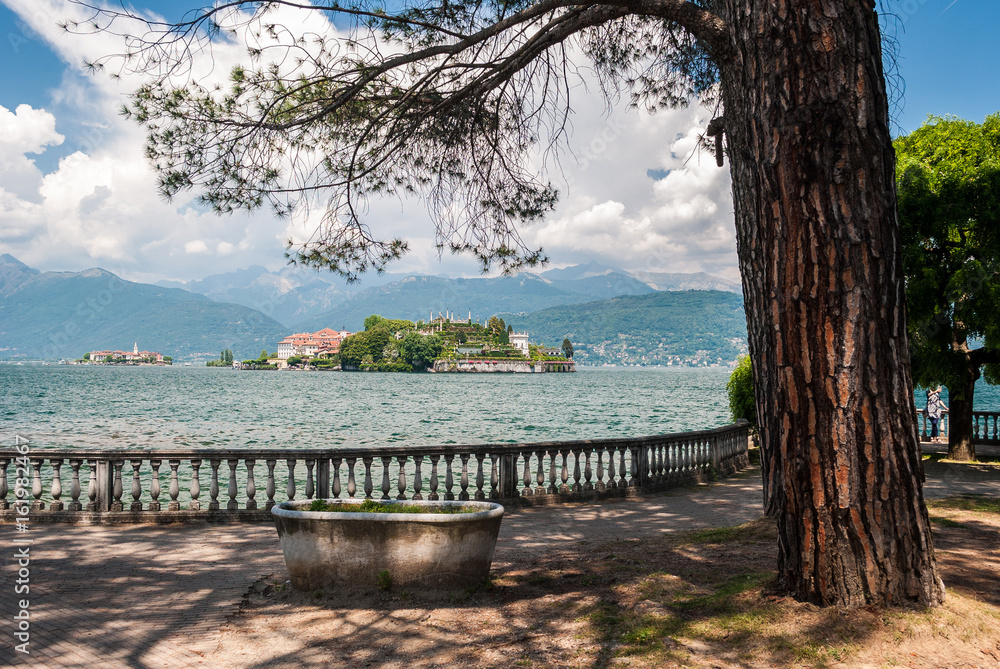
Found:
<box><xmin>0</xmin><ymin>0</ymin><xmax>997</xmax><ymax>286</ymax></box>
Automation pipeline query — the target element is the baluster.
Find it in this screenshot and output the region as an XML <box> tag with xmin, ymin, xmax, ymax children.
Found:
<box><xmin>149</xmin><ymin>459</ymin><xmax>162</xmax><ymax>511</ymax></box>
<box><xmin>346</xmin><ymin>457</ymin><xmax>358</xmax><ymax>498</ymax></box>
<box><xmin>560</xmin><ymin>450</ymin><xmax>570</xmax><ymax>493</ymax></box>
<box><xmin>489</xmin><ymin>453</ymin><xmax>499</xmax><ymax>499</ymax></box>
<box><xmin>412</xmin><ymin>456</ymin><xmax>423</xmax><ymax>500</ymax></box>
<box><xmin>48</xmin><ymin>458</ymin><xmax>65</xmax><ymax>512</ymax></box>
<box><xmin>304</xmin><ymin>460</ymin><xmax>315</xmax><ymax>500</ymax></box>
<box><xmin>547</xmin><ymin>450</ymin><xmax>558</xmax><ymax>494</ymax></box>
<box><xmin>68</xmin><ymin>459</ymin><xmax>83</xmax><ymax>512</ymax></box>
<box><xmin>306</xmin><ymin>459</ymin><xmax>316</xmax><ymax>499</ymax></box>
<box><xmin>129</xmin><ymin>459</ymin><xmax>143</xmax><ymax>511</ymax></box>
<box><xmin>86</xmin><ymin>458</ymin><xmax>97</xmax><ymax>511</ymax></box>
<box><xmin>428</xmin><ymin>455</ymin><xmax>440</xmax><ymax>501</ymax></box>
<box><xmin>618</xmin><ymin>447</ymin><xmax>627</xmax><ymax>488</ymax></box>
<box><xmin>459</xmin><ymin>453</ymin><xmax>470</xmax><ymax>501</ymax></box>
<box><xmin>265</xmin><ymin>459</ymin><xmax>277</xmax><ymax>509</ymax></box>
<box><xmin>629</xmin><ymin>447</ymin><xmax>639</xmax><ymax>486</ymax></box>
<box><xmin>380</xmin><ymin>456</ymin><xmax>392</xmax><ymax>500</ymax></box>
<box><xmin>31</xmin><ymin>458</ymin><xmax>45</xmax><ymax>511</ymax></box>
<box><xmin>189</xmin><ymin>459</ymin><xmax>201</xmax><ymax>511</ymax></box>
<box><xmin>332</xmin><ymin>457</ymin><xmax>343</xmax><ymax>499</ymax></box>
<box><xmin>363</xmin><ymin>457</ymin><xmax>374</xmax><ymax>499</ymax></box>
<box><xmin>209</xmin><ymin>459</ymin><xmax>221</xmax><ymax>510</ymax></box>
<box><xmin>0</xmin><ymin>459</ymin><xmax>8</xmax><ymax>510</ymax></box>
<box><xmin>537</xmin><ymin>450</ymin><xmax>547</xmax><ymax>494</ymax></box>
<box><xmin>474</xmin><ymin>453</ymin><xmax>486</xmax><ymax>500</ymax></box>
<box><xmin>521</xmin><ymin>451</ymin><xmax>532</xmax><ymax>496</ymax></box>
<box><xmin>397</xmin><ymin>456</ymin><xmax>408</xmax><ymax>500</ymax></box>
<box><xmin>110</xmin><ymin>460</ymin><xmax>124</xmax><ymax>512</ymax></box>
<box><xmin>245</xmin><ymin>458</ymin><xmax>257</xmax><ymax>510</ymax></box>
<box><xmin>595</xmin><ymin>448</ymin><xmax>606</xmax><ymax>492</ymax></box>
<box><xmin>583</xmin><ymin>448</ymin><xmax>593</xmax><ymax>492</ymax></box>
<box><xmin>571</xmin><ymin>449</ymin><xmax>582</xmax><ymax>494</ymax></box>
<box><xmin>444</xmin><ymin>454</ymin><xmax>456</xmax><ymax>500</ymax></box>
<box><xmin>168</xmin><ymin>460</ymin><xmax>181</xmax><ymax>510</ymax></box>
<box><xmin>286</xmin><ymin>459</ymin><xmax>297</xmax><ymax>501</ymax></box>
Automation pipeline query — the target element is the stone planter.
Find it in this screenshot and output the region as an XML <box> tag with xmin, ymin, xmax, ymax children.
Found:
<box><xmin>271</xmin><ymin>499</ymin><xmax>505</xmax><ymax>591</ymax></box>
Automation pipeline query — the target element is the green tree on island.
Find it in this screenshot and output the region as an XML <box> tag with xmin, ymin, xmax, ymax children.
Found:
<box><xmin>400</xmin><ymin>333</ymin><xmax>444</xmax><ymax>369</ymax></box>
<box><xmin>561</xmin><ymin>338</ymin><xmax>574</xmax><ymax>359</ymax></box>
<box><xmin>79</xmin><ymin>0</ymin><xmax>943</xmax><ymax>608</ymax></box>
<box><xmin>896</xmin><ymin>113</ymin><xmax>1000</xmax><ymax>461</ymax></box>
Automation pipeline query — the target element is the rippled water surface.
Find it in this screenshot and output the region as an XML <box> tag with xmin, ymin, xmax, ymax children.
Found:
<box><xmin>2</xmin><ymin>365</ymin><xmax>739</xmax><ymax>450</ymax></box>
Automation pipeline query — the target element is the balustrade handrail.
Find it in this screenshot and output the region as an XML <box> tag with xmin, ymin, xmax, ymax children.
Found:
<box><xmin>0</xmin><ymin>421</ymin><xmax>751</xmax><ymax>523</ymax></box>
<box><xmin>0</xmin><ymin>421</ymin><xmax>747</xmax><ymax>461</ymax></box>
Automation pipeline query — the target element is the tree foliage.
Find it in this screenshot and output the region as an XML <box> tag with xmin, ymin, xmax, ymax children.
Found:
<box><xmin>896</xmin><ymin>114</ymin><xmax>1000</xmax><ymax>457</ymax></box>
<box><xmin>399</xmin><ymin>332</ymin><xmax>444</xmax><ymax>368</ymax></box>
<box><xmin>68</xmin><ymin>0</ymin><xmax>725</xmax><ymax>280</ymax></box>
<box><xmin>561</xmin><ymin>337</ymin><xmax>573</xmax><ymax>358</ymax></box>
<box><xmin>726</xmin><ymin>354</ymin><xmax>754</xmax><ymax>429</ymax></box>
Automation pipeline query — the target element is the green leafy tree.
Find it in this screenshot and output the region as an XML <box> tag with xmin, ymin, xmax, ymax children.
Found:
<box><xmin>287</xmin><ymin>355</ymin><xmax>303</xmax><ymax>366</ymax></box>
<box><xmin>727</xmin><ymin>355</ymin><xmax>755</xmax><ymax>429</ymax></box>
<box><xmin>364</xmin><ymin>314</ymin><xmax>387</xmax><ymax>331</ymax></box>
<box><xmin>338</xmin><ymin>333</ymin><xmax>367</xmax><ymax>368</ymax></box>
<box><xmin>83</xmin><ymin>352</ymin><xmax>90</xmax><ymax>361</ymax></box>
<box><xmin>75</xmin><ymin>0</ymin><xmax>945</xmax><ymax>608</ymax></box>
<box><xmin>561</xmin><ymin>338</ymin><xmax>574</xmax><ymax>359</ymax></box>
<box><xmin>400</xmin><ymin>333</ymin><xmax>444</xmax><ymax>369</ymax></box>
<box><xmin>896</xmin><ymin>114</ymin><xmax>1000</xmax><ymax>461</ymax></box>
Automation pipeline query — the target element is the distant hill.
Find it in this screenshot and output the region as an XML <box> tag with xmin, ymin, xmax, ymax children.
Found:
<box><xmin>293</xmin><ymin>274</ymin><xmax>587</xmax><ymax>331</ymax></box>
<box><xmin>499</xmin><ymin>291</ymin><xmax>748</xmax><ymax>366</ymax></box>
<box><xmin>0</xmin><ymin>256</ymin><xmax>286</xmax><ymax>360</ymax></box>
<box><xmin>168</xmin><ymin>260</ymin><xmax>740</xmax><ymax>329</ymax></box>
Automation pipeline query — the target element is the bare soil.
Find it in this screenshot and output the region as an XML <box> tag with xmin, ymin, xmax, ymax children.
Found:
<box><xmin>210</xmin><ymin>495</ymin><xmax>1000</xmax><ymax>669</ymax></box>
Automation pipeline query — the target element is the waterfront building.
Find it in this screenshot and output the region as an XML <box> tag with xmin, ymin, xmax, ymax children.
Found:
<box><xmin>89</xmin><ymin>342</ymin><xmax>164</xmax><ymax>363</ymax></box>
<box><xmin>277</xmin><ymin>328</ymin><xmax>352</xmax><ymax>360</ymax></box>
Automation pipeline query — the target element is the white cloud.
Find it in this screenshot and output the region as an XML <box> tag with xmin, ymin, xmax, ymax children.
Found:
<box><xmin>185</xmin><ymin>240</ymin><xmax>209</xmax><ymax>254</ymax></box>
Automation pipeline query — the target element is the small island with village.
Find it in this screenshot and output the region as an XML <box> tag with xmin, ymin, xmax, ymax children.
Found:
<box><xmin>259</xmin><ymin>311</ymin><xmax>575</xmax><ymax>373</ymax></box>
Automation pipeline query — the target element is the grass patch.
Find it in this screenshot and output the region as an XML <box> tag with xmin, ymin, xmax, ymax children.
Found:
<box><xmin>307</xmin><ymin>499</ymin><xmax>479</xmax><ymax>514</ymax></box>
<box><xmin>927</xmin><ymin>495</ymin><xmax>1000</xmax><ymax>514</ymax></box>
<box><xmin>929</xmin><ymin>516</ymin><xmax>966</xmax><ymax>528</ymax></box>
<box><xmin>922</xmin><ymin>452</ymin><xmax>1000</xmax><ymax>466</ymax></box>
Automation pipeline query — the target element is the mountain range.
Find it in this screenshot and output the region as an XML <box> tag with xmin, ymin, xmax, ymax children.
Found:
<box><xmin>0</xmin><ymin>254</ymin><xmax>286</xmax><ymax>360</ymax></box>
<box><xmin>159</xmin><ymin>259</ymin><xmax>741</xmax><ymax>330</ymax></box>
<box><xmin>0</xmin><ymin>254</ymin><xmax>746</xmax><ymax>363</ymax></box>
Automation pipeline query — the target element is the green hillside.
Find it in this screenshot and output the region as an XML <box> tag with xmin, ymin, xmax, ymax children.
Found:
<box><xmin>0</xmin><ymin>258</ymin><xmax>286</xmax><ymax>360</ymax></box>
<box><xmin>500</xmin><ymin>291</ymin><xmax>748</xmax><ymax>366</ymax></box>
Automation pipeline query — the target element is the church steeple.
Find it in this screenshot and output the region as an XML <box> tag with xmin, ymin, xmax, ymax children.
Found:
<box><xmin>134</xmin><ymin>342</ymin><xmax>138</xmax><ymax>355</ymax></box>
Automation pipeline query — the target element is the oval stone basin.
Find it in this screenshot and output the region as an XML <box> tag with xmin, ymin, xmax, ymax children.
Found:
<box><xmin>272</xmin><ymin>499</ymin><xmax>505</xmax><ymax>591</ymax></box>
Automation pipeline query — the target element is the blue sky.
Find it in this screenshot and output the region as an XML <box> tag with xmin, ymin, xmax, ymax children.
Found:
<box><xmin>0</xmin><ymin>0</ymin><xmax>996</xmax><ymax>284</ymax></box>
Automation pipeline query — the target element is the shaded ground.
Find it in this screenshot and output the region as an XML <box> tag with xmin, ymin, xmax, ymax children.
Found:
<box><xmin>212</xmin><ymin>483</ymin><xmax>1000</xmax><ymax>668</ymax></box>
<box><xmin>212</xmin><ymin>513</ymin><xmax>1000</xmax><ymax>669</ymax></box>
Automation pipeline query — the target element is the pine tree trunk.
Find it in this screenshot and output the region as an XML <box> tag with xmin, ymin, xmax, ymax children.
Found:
<box><xmin>713</xmin><ymin>0</ymin><xmax>944</xmax><ymax>607</ymax></box>
<box><xmin>946</xmin><ymin>369</ymin><xmax>977</xmax><ymax>461</ymax></box>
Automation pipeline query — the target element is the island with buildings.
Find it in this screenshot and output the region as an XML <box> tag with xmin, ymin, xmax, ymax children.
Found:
<box><xmin>83</xmin><ymin>343</ymin><xmax>170</xmax><ymax>365</ymax></box>
<box><xmin>261</xmin><ymin>312</ymin><xmax>573</xmax><ymax>373</ymax></box>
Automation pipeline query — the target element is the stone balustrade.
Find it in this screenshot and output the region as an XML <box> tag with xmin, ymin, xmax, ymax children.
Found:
<box><xmin>0</xmin><ymin>421</ymin><xmax>750</xmax><ymax>523</ymax></box>
<box><xmin>916</xmin><ymin>409</ymin><xmax>1000</xmax><ymax>444</ymax></box>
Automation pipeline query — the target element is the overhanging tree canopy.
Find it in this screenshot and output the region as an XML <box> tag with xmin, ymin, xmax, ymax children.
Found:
<box><xmin>70</xmin><ymin>0</ymin><xmax>944</xmax><ymax>609</ymax></box>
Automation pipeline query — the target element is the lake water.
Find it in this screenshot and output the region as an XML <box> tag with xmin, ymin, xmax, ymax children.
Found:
<box><xmin>1</xmin><ymin>365</ymin><xmax>736</xmax><ymax>451</ymax></box>
<box><xmin>5</xmin><ymin>364</ymin><xmax>999</xmax><ymax>452</ymax></box>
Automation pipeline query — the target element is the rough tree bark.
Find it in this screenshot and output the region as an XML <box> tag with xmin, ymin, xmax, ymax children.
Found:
<box><xmin>713</xmin><ymin>0</ymin><xmax>945</xmax><ymax>607</ymax></box>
